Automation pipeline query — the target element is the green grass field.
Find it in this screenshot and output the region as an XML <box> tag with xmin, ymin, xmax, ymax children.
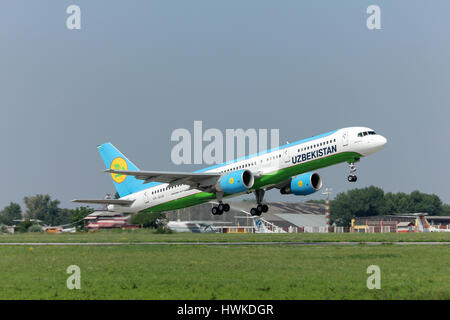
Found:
<box><xmin>1</xmin><ymin>229</ymin><xmax>450</xmax><ymax>243</ymax></box>
<box><xmin>0</xmin><ymin>231</ymin><xmax>449</xmax><ymax>299</ymax></box>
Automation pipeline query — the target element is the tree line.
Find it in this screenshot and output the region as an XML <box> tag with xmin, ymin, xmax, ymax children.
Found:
<box><xmin>0</xmin><ymin>193</ymin><xmax>164</xmax><ymax>232</ymax></box>
<box><xmin>0</xmin><ymin>194</ymin><xmax>93</xmax><ymax>232</ymax></box>
<box><xmin>328</xmin><ymin>186</ymin><xmax>450</xmax><ymax>226</ymax></box>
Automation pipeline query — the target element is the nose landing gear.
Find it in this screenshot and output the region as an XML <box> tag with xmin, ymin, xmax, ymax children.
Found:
<box><xmin>347</xmin><ymin>162</ymin><xmax>357</xmax><ymax>182</ymax></box>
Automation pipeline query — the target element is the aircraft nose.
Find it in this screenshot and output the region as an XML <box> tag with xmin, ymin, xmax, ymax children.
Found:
<box><xmin>379</xmin><ymin>135</ymin><xmax>387</xmax><ymax>147</ymax></box>
<box><xmin>374</xmin><ymin>135</ymin><xmax>387</xmax><ymax>150</ymax></box>
<box><xmin>361</xmin><ymin>133</ymin><xmax>387</xmax><ymax>156</ymax></box>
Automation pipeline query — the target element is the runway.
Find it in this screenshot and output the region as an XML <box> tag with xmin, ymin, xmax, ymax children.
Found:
<box><xmin>0</xmin><ymin>241</ymin><xmax>449</xmax><ymax>246</ymax></box>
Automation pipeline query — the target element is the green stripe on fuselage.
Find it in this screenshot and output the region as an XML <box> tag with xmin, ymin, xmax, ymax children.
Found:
<box><xmin>142</xmin><ymin>151</ymin><xmax>362</xmax><ymax>213</ymax></box>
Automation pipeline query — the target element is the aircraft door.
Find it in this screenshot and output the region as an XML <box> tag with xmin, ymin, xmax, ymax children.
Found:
<box><xmin>282</xmin><ymin>148</ymin><xmax>291</xmax><ymax>164</ymax></box>
<box><xmin>342</xmin><ymin>131</ymin><xmax>349</xmax><ymax>147</ymax></box>
<box><xmin>144</xmin><ymin>191</ymin><xmax>150</xmax><ymax>204</ymax></box>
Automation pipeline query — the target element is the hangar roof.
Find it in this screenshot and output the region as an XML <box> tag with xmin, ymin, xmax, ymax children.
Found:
<box><xmin>274</xmin><ymin>213</ymin><xmax>326</xmax><ymax>227</ymax></box>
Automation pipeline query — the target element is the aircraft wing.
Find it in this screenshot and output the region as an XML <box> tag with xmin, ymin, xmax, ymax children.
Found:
<box><xmin>105</xmin><ymin>169</ymin><xmax>221</xmax><ymax>189</ymax></box>
<box><xmin>71</xmin><ymin>199</ymin><xmax>135</xmax><ymax>206</ymax></box>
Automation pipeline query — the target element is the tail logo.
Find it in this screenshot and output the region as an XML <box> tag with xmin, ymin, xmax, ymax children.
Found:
<box><xmin>110</xmin><ymin>157</ymin><xmax>128</xmax><ymax>183</ymax></box>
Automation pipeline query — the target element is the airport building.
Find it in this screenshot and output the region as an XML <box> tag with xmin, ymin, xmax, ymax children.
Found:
<box><xmin>165</xmin><ymin>203</ymin><xmax>450</xmax><ymax>233</ymax></box>
<box><xmin>82</xmin><ymin>202</ymin><xmax>450</xmax><ymax>233</ymax></box>
<box><xmin>164</xmin><ymin>201</ymin><xmax>328</xmax><ymax>233</ymax></box>
<box><xmin>352</xmin><ymin>214</ymin><xmax>450</xmax><ymax>232</ymax></box>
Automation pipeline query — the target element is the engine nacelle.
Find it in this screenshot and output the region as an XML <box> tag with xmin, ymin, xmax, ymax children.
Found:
<box><xmin>216</xmin><ymin>169</ymin><xmax>254</xmax><ymax>194</ymax></box>
<box><xmin>280</xmin><ymin>172</ymin><xmax>322</xmax><ymax>196</ymax></box>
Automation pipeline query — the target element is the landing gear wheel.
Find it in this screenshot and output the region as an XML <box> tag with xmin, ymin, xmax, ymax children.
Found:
<box><xmin>253</xmin><ymin>189</ymin><xmax>266</xmax><ymax>216</ymax></box>
<box><xmin>218</xmin><ymin>203</ymin><xmax>224</xmax><ymax>211</ymax></box>
<box><xmin>223</xmin><ymin>203</ymin><xmax>230</xmax><ymax>212</ymax></box>
<box><xmin>211</xmin><ymin>207</ymin><xmax>224</xmax><ymax>215</ymax></box>
<box><xmin>347</xmin><ymin>175</ymin><xmax>357</xmax><ymax>182</ymax></box>
<box><xmin>250</xmin><ymin>208</ymin><xmax>261</xmax><ymax>216</ymax></box>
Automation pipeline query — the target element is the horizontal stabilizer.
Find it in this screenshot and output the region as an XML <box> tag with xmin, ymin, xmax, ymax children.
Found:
<box><xmin>71</xmin><ymin>199</ymin><xmax>135</xmax><ymax>206</ymax></box>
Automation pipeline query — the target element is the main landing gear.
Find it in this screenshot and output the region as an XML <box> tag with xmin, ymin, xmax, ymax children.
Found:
<box><xmin>211</xmin><ymin>191</ymin><xmax>230</xmax><ymax>215</ymax></box>
<box><xmin>211</xmin><ymin>203</ymin><xmax>230</xmax><ymax>215</ymax></box>
<box><xmin>250</xmin><ymin>204</ymin><xmax>268</xmax><ymax>216</ymax></box>
<box><xmin>347</xmin><ymin>162</ymin><xmax>357</xmax><ymax>182</ymax></box>
<box><xmin>250</xmin><ymin>189</ymin><xmax>269</xmax><ymax>216</ymax></box>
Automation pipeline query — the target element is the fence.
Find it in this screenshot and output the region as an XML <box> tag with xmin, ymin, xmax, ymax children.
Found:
<box><xmin>303</xmin><ymin>226</ymin><xmax>328</xmax><ymax>233</ymax></box>
<box><xmin>334</xmin><ymin>226</ymin><xmax>344</xmax><ymax>233</ymax></box>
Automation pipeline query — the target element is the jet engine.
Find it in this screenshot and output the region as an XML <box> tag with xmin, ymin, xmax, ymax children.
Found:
<box><xmin>280</xmin><ymin>172</ymin><xmax>322</xmax><ymax>196</ymax></box>
<box><xmin>216</xmin><ymin>169</ymin><xmax>254</xmax><ymax>194</ymax></box>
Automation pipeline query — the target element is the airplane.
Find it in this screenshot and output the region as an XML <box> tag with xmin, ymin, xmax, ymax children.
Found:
<box><xmin>415</xmin><ymin>213</ymin><xmax>450</xmax><ymax>233</ymax></box>
<box><xmin>73</xmin><ymin>127</ymin><xmax>387</xmax><ymax>216</ymax></box>
<box><xmin>166</xmin><ymin>220</ymin><xmax>225</xmax><ymax>233</ymax></box>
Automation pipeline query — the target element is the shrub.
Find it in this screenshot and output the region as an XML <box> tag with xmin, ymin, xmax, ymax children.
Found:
<box><xmin>0</xmin><ymin>224</ymin><xmax>9</xmax><ymax>234</ymax></box>
<box><xmin>130</xmin><ymin>212</ymin><xmax>166</xmax><ymax>229</ymax></box>
<box><xmin>16</xmin><ymin>220</ymin><xmax>34</xmax><ymax>233</ymax></box>
<box><xmin>28</xmin><ymin>224</ymin><xmax>43</xmax><ymax>233</ymax></box>
<box><xmin>154</xmin><ymin>226</ymin><xmax>172</xmax><ymax>234</ymax></box>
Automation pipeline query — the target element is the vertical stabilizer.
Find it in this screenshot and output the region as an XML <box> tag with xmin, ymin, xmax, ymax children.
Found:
<box><xmin>97</xmin><ymin>142</ymin><xmax>148</xmax><ymax>197</ymax></box>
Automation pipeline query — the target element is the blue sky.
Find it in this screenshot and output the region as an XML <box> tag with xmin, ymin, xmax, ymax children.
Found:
<box><xmin>1</xmin><ymin>1</ymin><xmax>449</xmax><ymax>208</ymax></box>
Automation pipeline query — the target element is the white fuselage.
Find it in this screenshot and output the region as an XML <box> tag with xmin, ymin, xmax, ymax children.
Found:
<box><xmin>109</xmin><ymin>127</ymin><xmax>387</xmax><ymax>213</ymax></box>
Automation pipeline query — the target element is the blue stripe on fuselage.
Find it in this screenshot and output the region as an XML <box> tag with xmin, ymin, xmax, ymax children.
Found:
<box><xmin>139</xmin><ymin>129</ymin><xmax>337</xmax><ymax>193</ymax></box>
<box><xmin>195</xmin><ymin>129</ymin><xmax>338</xmax><ymax>173</ymax></box>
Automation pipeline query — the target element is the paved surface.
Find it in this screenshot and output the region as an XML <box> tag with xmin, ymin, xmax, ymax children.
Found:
<box><xmin>0</xmin><ymin>241</ymin><xmax>449</xmax><ymax>246</ymax></box>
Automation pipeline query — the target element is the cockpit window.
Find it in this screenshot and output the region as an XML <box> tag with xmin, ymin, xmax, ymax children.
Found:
<box><xmin>358</xmin><ymin>131</ymin><xmax>376</xmax><ymax>137</ymax></box>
